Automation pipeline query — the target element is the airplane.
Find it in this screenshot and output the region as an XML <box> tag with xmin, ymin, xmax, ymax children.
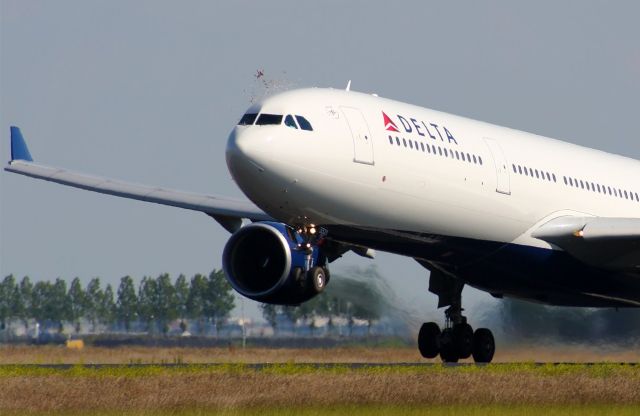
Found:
<box><xmin>7</xmin><ymin>86</ymin><xmax>640</xmax><ymax>363</ymax></box>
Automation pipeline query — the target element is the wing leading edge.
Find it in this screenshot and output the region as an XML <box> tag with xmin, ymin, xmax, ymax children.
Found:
<box><xmin>5</xmin><ymin>127</ymin><xmax>273</xmax><ymax>232</ymax></box>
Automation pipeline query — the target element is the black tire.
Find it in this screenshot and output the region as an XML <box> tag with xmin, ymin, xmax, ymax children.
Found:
<box><xmin>418</xmin><ymin>322</ymin><xmax>441</xmax><ymax>358</ymax></box>
<box><xmin>439</xmin><ymin>329</ymin><xmax>459</xmax><ymax>363</ymax></box>
<box><xmin>307</xmin><ymin>266</ymin><xmax>327</xmax><ymax>293</ymax></box>
<box><xmin>323</xmin><ymin>266</ymin><xmax>331</xmax><ymax>285</ymax></box>
<box><xmin>472</xmin><ymin>328</ymin><xmax>495</xmax><ymax>363</ymax></box>
<box><xmin>452</xmin><ymin>323</ymin><xmax>474</xmax><ymax>359</ymax></box>
<box><xmin>292</xmin><ymin>267</ymin><xmax>304</xmax><ymax>288</ymax></box>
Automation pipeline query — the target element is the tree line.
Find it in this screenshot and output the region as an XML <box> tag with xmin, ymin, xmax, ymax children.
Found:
<box><xmin>0</xmin><ymin>266</ymin><xmax>400</xmax><ymax>339</ymax></box>
<box><xmin>0</xmin><ymin>270</ymin><xmax>235</xmax><ymax>335</ymax></box>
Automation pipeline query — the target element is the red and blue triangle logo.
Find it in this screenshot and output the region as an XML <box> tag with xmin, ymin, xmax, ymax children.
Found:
<box><xmin>382</xmin><ymin>111</ymin><xmax>399</xmax><ymax>132</ymax></box>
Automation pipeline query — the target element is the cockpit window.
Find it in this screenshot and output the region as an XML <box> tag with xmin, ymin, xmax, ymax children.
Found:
<box><xmin>295</xmin><ymin>115</ymin><xmax>313</xmax><ymax>131</ymax></box>
<box><xmin>284</xmin><ymin>114</ymin><xmax>298</xmax><ymax>129</ymax></box>
<box><xmin>238</xmin><ymin>113</ymin><xmax>258</xmax><ymax>125</ymax></box>
<box><xmin>255</xmin><ymin>113</ymin><xmax>283</xmax><ymax>125</ymax></box>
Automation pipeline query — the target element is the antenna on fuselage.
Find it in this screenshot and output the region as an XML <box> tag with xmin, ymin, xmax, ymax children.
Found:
<box><xmin>345</xmin><ymin>80</ymin><xmax>351</xmax><ymax>91</ymax></box>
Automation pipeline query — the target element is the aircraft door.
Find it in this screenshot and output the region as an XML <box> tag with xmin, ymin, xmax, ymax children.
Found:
<box><xmin>483</xmin><ymin>137</ymin><xmax>511</xmax><ymax>195</ymax></box>
<box><xmin>341</xmin><ymin>107</ymin><xmax>374</xmax><ymax>165</ymax></box>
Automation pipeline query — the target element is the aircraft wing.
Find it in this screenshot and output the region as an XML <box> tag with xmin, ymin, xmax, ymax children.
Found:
<box><xmin>532</xmin><ymin>216</ymin><xmax>640</xmax><ymax>272</ymax></box>
<box><xmin>4</xmin><ymin>126</ymin><xmax>273</xmax><ymax>232</ymax></box>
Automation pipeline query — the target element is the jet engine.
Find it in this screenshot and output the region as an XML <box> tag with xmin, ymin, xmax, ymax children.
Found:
<box><xmin>222</xmin><ymin>222</ymin><xmax>328</xmax><ymax>305</ymax></box>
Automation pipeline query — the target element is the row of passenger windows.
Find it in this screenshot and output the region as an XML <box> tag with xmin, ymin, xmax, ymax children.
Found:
<box><xmin>238</xmin><ymin>113</ymin><xmax>314</xmax><ymax>131</ymax></box>
<box><xmin>513</xmin><ymin>163</ymin><xmax>640</xmax><ymax>202</ymax></box>
<box><xmin>512</xmin><ymin>164</ymin><xmax>557</xmax><ymax>183</ymax></box>
<box><xmin>388</xmin><ymin>135</ymin><xmax>483</xmax><ymax>166</ymax></box>
<box><xmin>562</xmin><ymin>175</ymin><xmax>640</xmax><ymax>202</ymax></box>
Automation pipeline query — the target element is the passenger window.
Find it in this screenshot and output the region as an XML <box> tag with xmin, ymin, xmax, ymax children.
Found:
<box><xmin>295</xmin><ymin>115</ymin><xmax>313</xmax><ymax>131</ymax></box>
<box><xmin>552</xmin><ymin>174</ymin><xmax>556</xmax><ymax>182</ymax></box>
<box><xmin>426</xmin><ymin>144</ymin><xmax>431</xmax><ymax>153</ymax></box>
<box><xmin>563</xmin><ymin>176</ymin><xmax>567</xmax><ymax>185</ymax></box>
<box><xmin>285</xmin><ymin>115</ymin><xmax>298</xmax><ymax>129</ymax></box>
<box><xmin>396</xmin><ymin>137</ymin><xmax>401</xmax><ymax>146</ymax></box>
<box><xmin>546</xmin><ymin>172</ymin><xmax>551</xmax><ymax>181</ymax></box>
<box><xmin>238</xmin><ymin>113</ymin><xmax>258</xmax><ymax>125</ymax></box>
<box><xmin>443</xmin><ymin>148</ymin><xmax>448</xmax><ymax>157</ymax></box>
<box><xmin>568</xmin><ymin>178</ymin><xmax>573</xmax><ymax>186</ymax></box>
<box><xmin>517</xmin><ymin>165</ymin><xmax>522</xmax><ymax>174</ymax></box>
<box><xmin>478</xmin><ymin>156</ymin><xmax>483</xmax><ymax>165</ymax></box>
<box><xmin>256</xmin><ymin>114</ymin><xmax>283</xmax><ymax>125</ymax></box>
<box><xmin>438</xmin><ymin>147</ymin><xmax>443</xmax><ymax>156</ymax></box>
<box><xmin>513</xmin><ymin>164</ymin><xmax>517</xmax><ymax>173</ymax></box>
<box><xmin>409</xmin><ymin>140</ymin><xmax>414</xmax><ymax>149</ymax></box>
<box><xmin>535</xmin><ymin>169</ymin><xmax>539</xmax><ymax>179</ymax></box>
<box><xmin>403</xmin><ymin>138</ymin><xmax>407</xmax><ymax>147</ymax></box>
<box><xmin>625</xmin><ymin>190</ymin><xmax>629</xmax><ymax>199</ymax></box>
<box><xmin>461</xmin><ymin>153</ymin><xmax>466</xmax><ymax>161</ymax></box>
<box><xmin>388</xmin><ymin>135</ymin><xmax>393</xmax><ymax>144</ymax></box>
<box><xmin>420</xmin><ymin>143</ymin><xmax>425</xmax><ymax>152</ymax></box>
<box><xmin>472</xmin><ymin>155</ymin><xmax>477</xmax><ymax>164</ymax></box>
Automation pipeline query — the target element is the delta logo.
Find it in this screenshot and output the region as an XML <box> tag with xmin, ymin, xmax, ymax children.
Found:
<box><xmin>381</xmin><ymin>111</ymin><xmax>458</xmax><ymax>145</ymax></box>
<box><xmin>382</xmin><ymin>111</ymin><xmax>399</xmax><ymax>132</ymax></box>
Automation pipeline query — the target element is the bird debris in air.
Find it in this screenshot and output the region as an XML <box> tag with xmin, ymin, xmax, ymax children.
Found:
<box><xmin>245</xmin><ymin>69</ymin><xmax>295</xmax><ymax>103</ymax></box>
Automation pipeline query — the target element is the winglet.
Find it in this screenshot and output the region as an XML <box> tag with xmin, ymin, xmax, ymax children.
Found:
<box><xmin>9</xmin><ymin>126</ymin><xmax>33</xmax><ymax>162</ymax></box>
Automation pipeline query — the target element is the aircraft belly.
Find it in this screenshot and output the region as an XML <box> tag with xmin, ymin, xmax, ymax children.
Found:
<box><xmin>456</xmin><ymin>243</ymin><xmax>640</xmax><ymax>307</ymax></box>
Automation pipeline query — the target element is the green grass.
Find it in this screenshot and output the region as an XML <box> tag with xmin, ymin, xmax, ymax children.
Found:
<box><xmin>0</xmin><ymin>362</ymin><xmax>637</xmax><ymax>378</ymax></box>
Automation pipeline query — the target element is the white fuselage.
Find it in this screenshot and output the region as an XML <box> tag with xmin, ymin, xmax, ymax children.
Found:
<box><xmin>226</xmin><ymin>88</ymin><xmax>640</xmax><ymax>256</ymax></box>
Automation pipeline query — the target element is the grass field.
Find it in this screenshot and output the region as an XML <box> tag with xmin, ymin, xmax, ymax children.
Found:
<box><xmin>1</xmin><ymin>345</ymin><xmax>639</xmax><ymax>415</ymax></box>
<box><xmin>1</xmin><ymin>343</ymin><xmax>639</xmax><ymax>364</ymax></box>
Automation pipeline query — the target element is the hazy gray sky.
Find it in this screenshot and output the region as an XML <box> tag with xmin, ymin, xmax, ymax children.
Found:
<box><xmin>2</xmin><ymin>1</ymin><xmax>640</xmax><ymax>321</ymax></box>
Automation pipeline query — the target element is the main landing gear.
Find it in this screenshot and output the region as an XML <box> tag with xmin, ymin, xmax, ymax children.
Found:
<box><xmin>418</xmin><ymin>306</ymin><xmax>495</xmax><ymax>363</ymax></box>
<box><xmin>419</xmin><ymin>270</ymin><xmax>495</xmax><ymax>363</ymax></box>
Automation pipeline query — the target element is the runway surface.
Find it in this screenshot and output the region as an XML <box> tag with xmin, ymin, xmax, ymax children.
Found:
<box><xmin>4</xmin><ymin>362</ymin><xmax>639</xmax><ymax>370</ymax></box>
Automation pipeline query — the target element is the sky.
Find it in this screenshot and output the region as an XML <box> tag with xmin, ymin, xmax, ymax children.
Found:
<box><xmin>2</xmin><ymin>1</ymin><xmax>640</xmax><ymax>322</ymax></box>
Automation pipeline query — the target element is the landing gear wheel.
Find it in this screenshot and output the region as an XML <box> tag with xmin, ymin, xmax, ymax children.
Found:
<box><xmin>307</xmin><ymin>266</ymin><xmax>327</xmax><ymax>294</ymax></box>
<box><xmin>452</xmin><ymin>323</ymin><xmax>474</xmax><ymax>359</ymax></box>
<box><xmin>472</xmin><ymin>328</ymin><xmax>495</xmax><ymax>363</ymax></box>
<box><xmin>418</xmin><ymin>322</ymin><xmax>440</xmax><ymax>358</ymax></box>
<box><xmin>293</xmin><ymin>267</ymin><xmax>304</xmax><ymax>288</ymax></box>
<box><xmin>322</xmin><ymin>266</ymin><xmax>331</xmax><ymax>285</ymax></box>
<box><xmin>439</xmin><ymin>329</ymin><xmax>459</xmax><ymax>363</ymax></box>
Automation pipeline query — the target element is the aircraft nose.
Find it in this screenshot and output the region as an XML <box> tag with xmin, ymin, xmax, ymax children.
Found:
<box><xmin>226</xmin><ymin>127</ymin><xmax>273</xmax><ymax>180</ymax></box>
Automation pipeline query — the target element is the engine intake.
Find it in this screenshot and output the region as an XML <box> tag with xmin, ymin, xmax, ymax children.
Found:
<box><xmin>222</xmin><ymin>222</ymin><xmax>326</xmax><ymax>304</ymax></box>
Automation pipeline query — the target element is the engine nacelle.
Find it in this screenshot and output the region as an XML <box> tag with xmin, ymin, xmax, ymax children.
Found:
<box><xmin>222</xmin><ymin>222</ymin><xmax>327</xmax><ymax>305</ymax></box>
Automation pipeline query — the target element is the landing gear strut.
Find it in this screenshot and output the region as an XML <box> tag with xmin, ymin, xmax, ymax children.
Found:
<box><xmin>418</xmin><ymin>271</ymin><xmax>495</xmax><ymax>363</ymax></box>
